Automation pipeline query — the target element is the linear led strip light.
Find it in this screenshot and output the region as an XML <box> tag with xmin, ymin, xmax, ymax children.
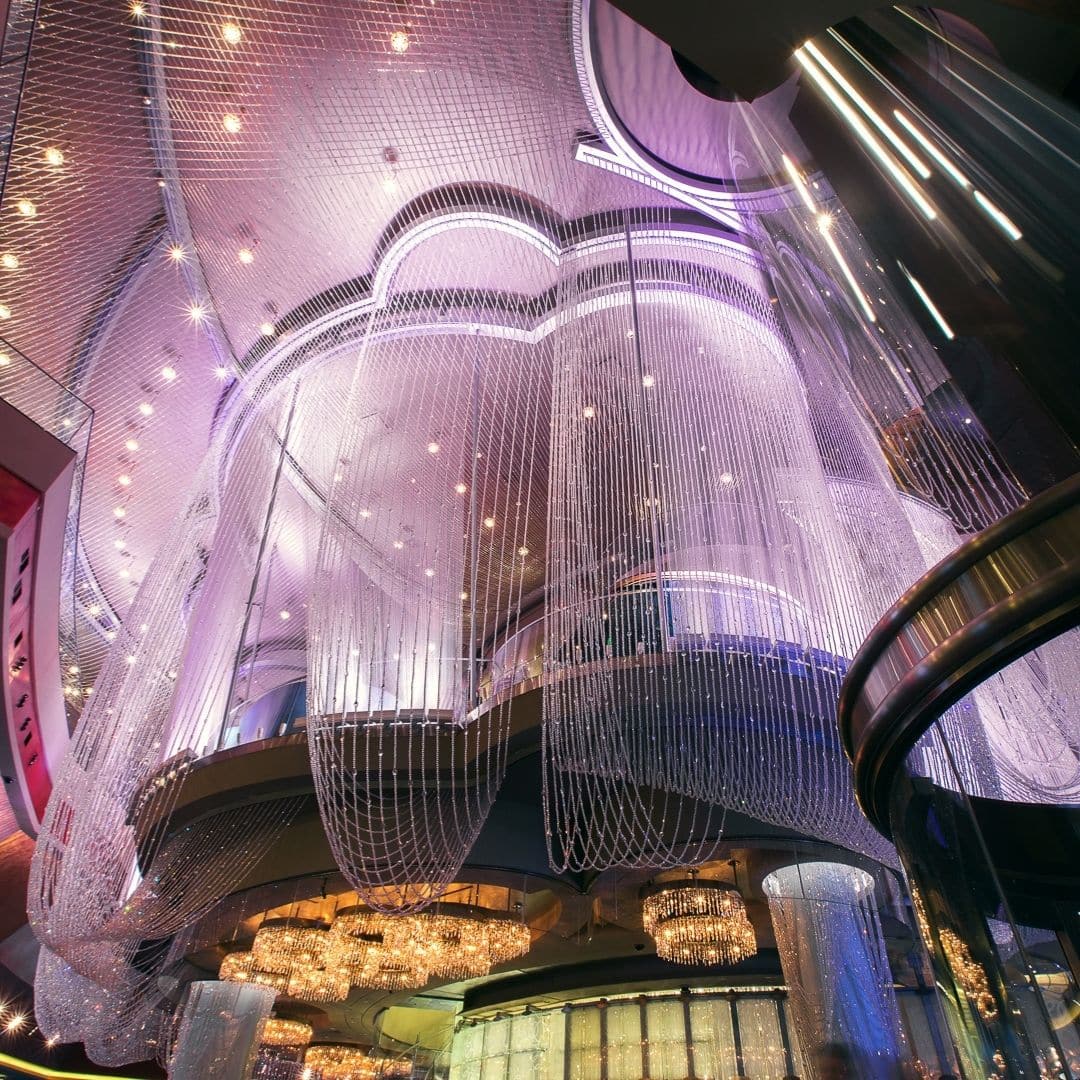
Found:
<box><xmin>802</xmin><ymin>41</ymin><xmax>930</xmax><ymax>180</ymax></box>
<box><xmin>892</xmin><ymin>110</ymin><xmax>1023</xmax><ymax>242</ymax></box>
<box><xmin>794</xmin><ymin>46</ymin><xmax>937</xmax><ymax>222</ymax></box>
<box><xmin>781</xmin><ymin>154</ymin><xmax>877</xmax><ymax>324</ymax></box>
<box><xmin>897</xmin><ymin>261</ymin><xmax>955</xmax><ymax>340</ymax></box>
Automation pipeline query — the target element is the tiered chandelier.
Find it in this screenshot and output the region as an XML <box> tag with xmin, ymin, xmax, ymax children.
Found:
<box><xmin>259</xmin><ymin>1018</ymin><xmax>314</xmax><ymax>1048</ymax></box>
<box><xmin>642</xmin><ymin>879</ymin><xmax>758</xmax><ymax>966</ymax></box>
<box><xmin>303</xmin><ymin>1044</ymin><xmax>411</xmax><ymax>1079</ymax></box>
<box><xmin>221</xmin><ymin>905</ymin><xmax>531</xmax><ymax>1001</ymax></box>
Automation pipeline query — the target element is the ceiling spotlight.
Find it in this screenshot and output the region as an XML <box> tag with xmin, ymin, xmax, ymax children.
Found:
<box><xmin>125</xmin><ymin>438</ymin><xmax>139</xmax><ymax>452</ymax></box>
<box><xmin>583</xmin><ymin>405</ymin><xmax>595</xmax><ymax>419</ymax></box>
<box><xmin>5</xmin><ymin>1013</ymin><xmax>26</xmax><ymax>1033</ymax></box>
<box><xmin>279</xmin><ymin>609</ymin><xmax>291</xmax><ymax>620</ymax></box>
<box><xmin>518</xmin><ymin>546</ymin><xmax>529</xmax><ymax>557</ymax></box>
<box><xmin>719</xmin><ymin>472</ymin><xmax>735</xmax><ymax>486</ymax></box>
<box><xmin>161</xmin><ymin>365</ymin><xmax>177</xmax><ymax>380</ymax></box>
<box><xmin>118</xmin><ymin>474</ymin><xmax>132</xmax><ymax>486</ymax></box>
<box><xmin>389</xmin><ymin>29</ymin><xmax>410</xmax><ymax>53</ymax></box>
<box><xmin>214</xmin><ymin>365</ymin><xmax>230</xmax><ymax>379</ymax></box>
<box><xmin>454</xmin><ymin>483</ymin><xmax>467</xmax><ymax>494</ymax></box>
<box><xmin>88</xmin><ymin>604</ymin><xmax>101</xmax><ymax>616</ymax></box>
<box><xmin>114</xmin><ymin>538</ymin><xmax>126</xmax><ymax>550</ymax></box>
<box><xmin>259</xmin><ymin>321</ymin><xmax>275</xmax><ymax>336</ymax></box>
<box><xmin>0</xmin><ymin>253</ymin><xmax>17</xmax><ymax>269</ymax></box>
<box><xmin>167</xmin><ymin>243</ymin><xmax>186</xmax><ymax>262</ymax></box>
<box><xmin>129</xmin><ymin>1</ymin><xmax>145</xmax><ymax>17</ymax></box>
<box><xmin>0</xmin><ymin>304</ymin><xmax>11</xmax><ymax>320</ymax></box>
<box><xmin>138</xmin><ymin>402</ymin><xmax>153</xmax><ymax>416</ymax></box>
<box><xmin>221</xmin><ymin>21</ymin><xmax>242</xmax><ymax>45</ymax></box>
<box><xmin>424</xmin><ymin>567</ymin><xmax>435</xmax><ymax>577</ymax></box>
<box><xmin>44</xmin><ymin>146</ymin><xmax>65</xmax><ymax>167</ymax></box>
<box><xmin>392</xmin><ymin>540</ymin><xmax>404</xmax><ymax>550</ymax></box>
<box><xmin>187</xmin><ymin>302</ymin><xmax>207</xmax><ymax>323</ymax></box>
<box><xmin>222</xmin><ymin>112</ymin><xmax>242</xmax><ymax>134</ymax></box>
<box><xmin>642</xmin><ymin>373</ymin><xmax>655</xmax><ymax>388</ymax></box>
<box><xmin>16</xmin><ymin>199</ymin><xmax>36</xmax><ymax>217</ymax></box>
<box><xmin>483</xmin><ymin>516</ymin><xmax>495</xmax><ymax>529</ymax></box>
<box><xmin>0</xmin><ymin>352</ymin><xmax>10</xmax><ymax>366</ymax></box>
<box><xmin>238</xmin><ymin>247</ymin><xmax>254</xmax><ymax>264</ymax></box>
<box><xmin>113</xmin><ymin>506</ymin><xmax>126</xmax><ymax>518</ymax></box>
<box><xmin>118</xmin><ymin>569</ymin><xmax>130</xmax><ymax>579</ymax></box>
<box><xmin>426</xmin><ymin>441</ymin><xmax>440</xmax><ymax>454</ymax></box>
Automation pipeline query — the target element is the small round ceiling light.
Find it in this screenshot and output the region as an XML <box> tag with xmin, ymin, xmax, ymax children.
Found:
<box><xmin>389</xmin><ymin>29</ymin><xmax>411</xmax><ymax>53</ymax></box>
<box><xmin>221</xmin><ymin>21</ymin><xmax>242</xmax><ymax>45</ymax></box>
<box><xmin>43</xmin><ymin>147</ymin><xmax>65</xmax><ymax>167</ymax></box>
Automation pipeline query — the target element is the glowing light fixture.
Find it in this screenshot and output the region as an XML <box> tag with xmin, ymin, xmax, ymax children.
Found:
<box><xmin>161</xmin><ymin>365</ymin><xmax>177</xmax><ymax>380</ymax></box>
<box><xmin>125</xmin><ymin>438</ymin><xmax>139</xmax><ymax>452</ymax></box>
<box><xmin>238</xmin><ymin>247</ymin><xmax>255</xmax><ymax>264</ymax></box>
<box><xmin>1</xmin><ymin>254</ymin><xmax>18</xmax><ymax>269</ymax></box>
<box><xmin>972</xmin><ymin>189</ymin><xmax>1023</xmax><ymax>242</ymax></box>
<box><xmin>259</xmin><ymin>1018</ymin><xmax>313</xmax><ymax>1048</ymax></box>
<box><xmin>642</xmin><ymin>879</ymin><xmax>757</xmax><ymax>966</ymax></box>
<box><xmin>221</xmin><ymin>22</ymin><xmax>242</xmax><ymax>45</ymax></box>
<box><xmin>0</xmin><ymin>352</ymin><xmax>10</xmax><ymax>366</ymax></box>
<box><xmin>583</xmin><ymin>405</ymin><xmax>595</xmax><ymax>419</ymax></box>
<box><xmin>795</xmin><ymin>48</ymin><xmax>936</xmax><ymax>221</ymax></box>
<box><xmin>138</xmin><ymin>402</ymin><xmax>153</xmax><ymax>416</ymax></box>
<box><xmin>0</xmin><ymin>305</ymin><xmax>11</xmax><ymax>320</ymax></box>
<box><xmin>222</xmin><ymin>113</ymin><xmax>243</xmax><ymax>134</ymax></box>
<box><xmin>389</xmin><ymin>29</ymin><xmax>410</xmax><ymax>53</ymax></box>
<box><xmin>260</xmin><ymin>322</ymin><xmax>276</xmax><ymax>337</ymax></box>
<box><xmin>897</xmin><ymin>262</ymin><xmax>955</xmax><ymax>340</ymax></box>
<box><xmin>892</xmin><ymin>110</ymin><xmax>971</xmax><ymax>189</ymax></box>
<box><xmin>129</xmin><ymin>1</ymin><xmax>145</xmax><ymax>18</ymax></box>
<box><xmin>802</xmin><ymin>42</ymin><xmax>930</xmax><ymax>179</ymax></box>
<box><xmin>16</xmin><ymin>199</ymin><xmax>36</xmax><ymax>218</ymax></box>
<box><xmin>43</xmin><ymin>147</ymin><xmax>65</xmax><ymax>167</ymax></box>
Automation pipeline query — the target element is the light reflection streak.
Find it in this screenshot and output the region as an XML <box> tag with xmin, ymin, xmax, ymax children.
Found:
<box><xmin>802</xmin><ymin>40</ymin><xmax>931</xmax><ymax>179</ymax></box>
<box><xmin>795</xmin><ymin>48</ymin><xmax>938</xmax><ymax>221</ymax></box>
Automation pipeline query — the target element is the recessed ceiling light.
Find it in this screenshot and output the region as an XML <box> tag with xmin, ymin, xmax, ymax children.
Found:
<box><xmin>238</xmin><ymin>247</ymin><xmax>254</xmax><ymax>264</ymax></box>
<box><xmin>16</xmin><ymin>199</ymin><xmax>36</xmax><ymax>218</ymax></box>
<box><xmin>389</xmin><ymin>29</ymin><xmax>410</xmax><ymax>53</ymax></box>
<box><xmin>44</xmin><ymin>146</ymin><xmax>64</xmax><ymax>166</ymax></box>
<box><xmin>222</xmin><ymin>113</ymin><xmax>242</xmax><ymax>134</ymax></box>
<box><xmin>221</xmin><ymin>21</ymin><xmax>242</xmax><ymax>45</ymax></box>
<box><xmin>0</xmin><ymin>253</ymin><xmax>18</xmax><ymax>269</ymax></box>
<box><xmin>161</xmin><ymin>365</ymin><xmax>177</xmax><ymax>380</ymax></box>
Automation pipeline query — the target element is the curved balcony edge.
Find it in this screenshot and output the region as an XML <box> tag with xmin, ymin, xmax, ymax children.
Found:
<box><xmin>838</xmin><ymin>471</ymin><xmax>1080</xmax><ymax>838</ymax></box>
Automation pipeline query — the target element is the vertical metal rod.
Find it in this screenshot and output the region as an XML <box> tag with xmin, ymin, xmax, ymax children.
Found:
<box><xmin>624</xmin><ymin>218</ymin><xmax>669</xmax><ymax>651</ymax></box>
<box><xmin>219</xmin><ymin>384</ymin><xmax>300</xmax><ymax>748</ymax></box>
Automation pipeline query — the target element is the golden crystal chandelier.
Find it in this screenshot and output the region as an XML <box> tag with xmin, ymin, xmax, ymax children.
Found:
<box><xmin>642</xmin><ymin>879</ymin><xmax>758</xmax><ymax>966</ymax></box>
<box><xmin>259</xmin><ymin>1018</ymin><xmax>314</xmax><ymax>1048</ymax></box>
<box><xmin>222</xmin><ymin>901</ymin><xmax>532</xmax><ymax>1001</ymax></box>
<box><xmin>304</xmin><ymin>1044</ymin><xmax>411</xmax><ymax>1079</ymax></box>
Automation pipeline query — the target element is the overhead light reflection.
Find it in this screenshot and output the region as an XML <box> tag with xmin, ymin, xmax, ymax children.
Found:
<box><xmin>892</xmin><ymin>110</ymin><xmax>971</xmax><ymax>189</ymax></box>
<box><xmin>898</xmin><ymin>262</ymin><xmax>955</xmax><ymax>340</ymax></box>
<box><xmin>972</xmin><ymin>190</ymin><xmax>1023</xmax><ymax>241</ymax></box>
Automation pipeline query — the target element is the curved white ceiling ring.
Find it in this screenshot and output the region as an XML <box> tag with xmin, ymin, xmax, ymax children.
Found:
<box><xmin>572</xmin><ymin>0</ymin><xmax>821</xmax><ymax>219</ymax></box>
<box><xmin>210</xmin><ymin>208</ymin><xmax>767</xmax><ymax>459</ymax></box>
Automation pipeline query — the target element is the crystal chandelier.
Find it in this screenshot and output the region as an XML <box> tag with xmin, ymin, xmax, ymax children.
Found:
<box><xmin>259</xmin><ymin>1018</ymin><xmax>314</xmax><ymax>1048</ymax></box>
<box><xmin>252</xmin><ymin>919</ymin><xmax>331</xmax><ymax>975</ymax></box>
<box><xmin>304</xmin><ymin>1044</ymin><xmax>411</xmax><ymax>1079</ymax></box>
<box><xmin>219</xmin><ymin>951</ymin><xmax>289</xmax><ymax>993</ymax></box>
<box><xmin>642</xmin><ymin>880</ymin><xmax>757</xmax><ymax>966</ymax></box>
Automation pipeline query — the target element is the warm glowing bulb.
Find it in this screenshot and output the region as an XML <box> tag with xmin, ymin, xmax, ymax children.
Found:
<box><xmin>215</xmin><ymin>366</ymin><xmax>230</xmax><ymax>379</ymax></box>
<box><xmin>88</xmin><ymin>604</ymin><xmax>101</xmax><ymax>616</ymax></box>
<box><xmin>16</xmin><ymin>199</ymin><xmax>36</xmax><ymax>217</ymax></box>
<box><xmin>129</xmin><ymin>1</ymin><xmax>145</xmax><ymax>16</ymax></box>
<box><xmin>118</xmin><ymin>473</ymin><xmax>132</xmax><ymax>486</ymax></box>
<box><xmin>114</xmin><ymin>538</ymin><xmax>126</xmax><ymax>550</ymax></box>
<box><xmin>1</xmin><ymin>253</ymin><xmax>19</xmax><ymax>269</ymax></box>
<box><xmin>187</xmin><ymin>302</ymin><xmax>206</xmax><ymax>323</ymax></box>
<box><xmin>167</xmin><ymin>243</ymin><xmax>186</xmax><ymax>262</ymax></box>
<box><xmin>424</xmin><ymin>567</ymin><xmax>435</xmax><ymax>577</ymax></box>
<box><xmin>455</xmin><ymin>482</ymin><xmax>467</xmax><ymax>494</ymax></box>
<box><xmin>113</xmin><ymin>506</ymin><xmax>126</xmax><ymax>518</ymax></box>
<box><xmin>46</xmin><ymin>1036</ymin><xmax>59</xmax><ymax>1048</ymax></box>
<box><xmin>125</xmin><ymin>438</ymin><xmax>139</xmax><ymax>452</ymax></box>
<box><xmin>222</xmin><ymin>112</ymin><xmax>242</xmax><ymax>134</ymax></box>
<box><xmin>0</xmin><ymin>353</ymin><xmax>9</xmax><ymax>366</ymax></box>
<box><xmin>817</xmin><ymin>212</ymin><xmax>833</xmax><ymax>232</ymax></box>
<box><xmin>583</xmin><ymin>405</ymin><xmax>595</xmax><ymax>419</ymax></box>
<box><xmin>125</xmin><ymin>654</ymin><xmax>137</xmax><ymax>665</ymax></box>
<box><xmin>392</xmin><ymin>540</ymin><xmax>404</xmax><ymax>550</ymax></box>
<box><xmin>161</xmin><ymin>365</ymin><xmax>177</xmax><ymax>380</ymax></box>
<box><xmin>389</xmin><ymin>29</ymin><xmax>410</xmax><ymax>52</ymax></box>
<box><xmin>719</xmin><ymin>472</ymin><xmax>735</xmax><ymax>485</ymax></box>
<box><xmin>518</xmin><ymin>546</ymin><xmax>529</xmax><ymax>556</ymax></box>
<box><xmin>6</xmin><ymin>1014</ymin><xmax>26</xmax><ymax>1033</ymax></box>
<box><xmin>279</xmin><ymin>609</ymin><xmax>291</xmax><ymax>620</ymax></box>
<box><xmin>359</xmin><ymin>508</ymin><xmax>371</xmax><ymax>518</ymax></box>
<box><xmin>426</xmin><ymin>441</ymin><xmax>440</xmax><ymax>454</ymax></box>
<box><xmin>0</xmin><ymin>305</ymin><xmax>11</xmax><ymax>320</ymax></box>
<box><xmin>237</xmin><ymin>247</ymin><xmax>254</xmax><ymax>264</ymax></box>
<box><xmin>460</xmin><ymin>591</ymin><xmax>469</xmax><ymax>601</ymax></box>
<box><xmin>221</xmin><ymin>21</ymin><xmax>242</xmax><ymax>44</ymax></box>
<box><xmin>642</xmin><ymin>373</ymin><xmax>655</xmax><ymax>388</ymax></box>
<box><xmin>259</xmin><ymin>321</ymin><xmax>275</xmax><ymax>336</ymax></box>
<box><xmin>68</xmin><ymin>664</ymin><xmax>80</xmax><ymax>675</ymax></box>
<box><xmin>138</xmin><ymin>401</ymin><xmax>153</xmax><ymax>416</ymax></box>
<box><xmin>44</xmin><ymin>146</ymin><xmax>65</xmax><ymax>166</ymax></box>
<box><xmin>483</xmin><ymin>516</ymin><xmax>495</xmax><ymax>529</ymax></box>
